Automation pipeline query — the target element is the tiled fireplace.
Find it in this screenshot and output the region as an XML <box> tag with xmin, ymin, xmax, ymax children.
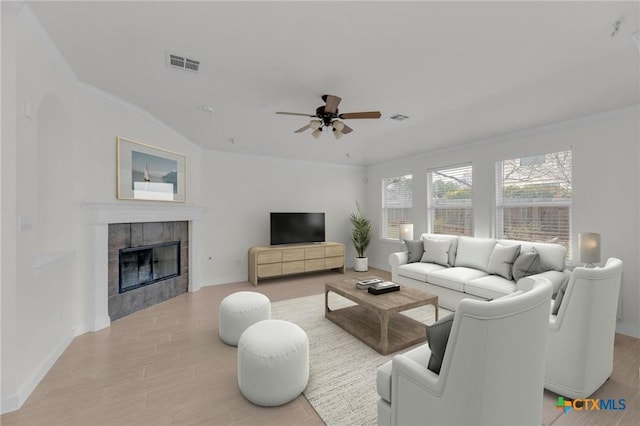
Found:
<box><xmin>108</xmin><ymin>221</ymin><xmax>189</xmax><ymax>320</ymax></box>
<box><xmin>84</xmin><ymin>203</ymin><xmax>203</xmax><ymax>331</ymax></box>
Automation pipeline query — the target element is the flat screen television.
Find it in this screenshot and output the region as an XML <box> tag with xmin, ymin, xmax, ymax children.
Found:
<box><xmin>270</xmin><ymin>212</ymin><xmax>325</xmax><ymax>246</ymax></box>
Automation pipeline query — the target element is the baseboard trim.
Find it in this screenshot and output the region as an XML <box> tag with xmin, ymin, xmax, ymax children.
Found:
<box><xmin>1</xmin><ymin>395</ymin><xmax>20</xmax><ymax>415</ymax></box>
<box><xmin>1</xmin><ymin>330</ymin><xmax>75</xmax><ymax>415</ymax></box>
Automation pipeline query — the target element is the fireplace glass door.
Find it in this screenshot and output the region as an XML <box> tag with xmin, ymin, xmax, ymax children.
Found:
<box><xmin>119</xmin><ymin>241</ymin><xmax>180</xmax><ymax>292</ymax></box>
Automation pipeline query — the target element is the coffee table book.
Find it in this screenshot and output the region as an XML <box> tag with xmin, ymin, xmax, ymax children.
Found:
<box><xmin>356</xmin><ymin>278</ymin><xmax>383</xmax><ymax>289</ymax></box>
<box><xmin>368</xmin><ymin>282</ymin><xmax>400</xmax><ymax>295</ymax></box>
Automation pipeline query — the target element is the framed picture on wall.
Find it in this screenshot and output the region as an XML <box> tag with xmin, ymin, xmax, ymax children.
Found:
<box><xmin>116</xmin><ymin>137</ymin><xmax>186</xmax><ymax>202</ymax></box>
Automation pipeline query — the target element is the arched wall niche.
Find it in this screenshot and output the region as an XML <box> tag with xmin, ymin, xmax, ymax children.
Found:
<box><xmin>36</xmin><ymin>94</ymin><xmax>73</xmax><ymax>253</ymax></box>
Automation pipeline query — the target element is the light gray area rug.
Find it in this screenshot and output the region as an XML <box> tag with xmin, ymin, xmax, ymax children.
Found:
<box><xmin>271</xmin><ymin>292</ymin><xmax>449</xmax><ymax>426</ymax></box>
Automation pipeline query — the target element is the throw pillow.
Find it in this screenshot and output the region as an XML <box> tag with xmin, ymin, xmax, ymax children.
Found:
<box><xmin>552</xmin><ymin>275</ymin><xmax>571</xmax><ymax>315</ymax></box>
<box><xmin>421</xmin><ymin>238</ymin><xmax>451</xmax><ymax>266</ymax></box>
<box><xmin>404</xmin><ymin>239</ymin><xmax>424</xmax><ymax>263</ymax></box>
<box><xmin>512</xmin><ymin>250</ymin><xmax>541</xmax><ymax>281</ymax></box>
<box><xmin>487</xmin><ymin>244</ymin><xmax>521</xmax><ymax>280</ymax></box>
<box><xmin>427</xmin><ymin>314</ymin><xmax>454</xmax><ymax>375</ymax></box>
<box><xmin>454</xmin><ymin>236</ymin><xmax>496</xmax><ymax>272</ymax></box>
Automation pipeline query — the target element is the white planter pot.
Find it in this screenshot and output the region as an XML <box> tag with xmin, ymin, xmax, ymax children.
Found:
<box><xmin>354</xmin><ymin>257</ymin><xmax>369</xmax><ymax>272</ymax></box>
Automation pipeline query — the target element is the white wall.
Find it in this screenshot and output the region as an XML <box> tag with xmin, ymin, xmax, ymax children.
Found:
<box><xmin>199</xmin><ymin>151</ymin><xmax>365</xmax><ymax>285</ymax></box>
<box><xmin>1</xmin><ymin>7</ymin><xmax>204</xmax><ymax>413</ymax></box>
<box><xmin>365</xmin><ymin>107</ymin><xmax>640</xmax><ymax>338</ymax></box>
<box><xmin>2</xmin><ymin>8</ymin><xmax>78</xmax><ymax>413</ymax></box>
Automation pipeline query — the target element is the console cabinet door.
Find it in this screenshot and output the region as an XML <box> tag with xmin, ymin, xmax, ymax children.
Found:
<box><xmin>257</xmin><ymin>250</ymin><xmax>282</xmax><ymax>264</ymax></box>
<box><xmin>325</xmin><ymin>245</ymin><xmax>344</xmax><ymax>257</ymax></box>
<box><xmin>305</xmin><ymin>246</ymin><xmax>325</xmax><ymax>259</ymax></box>
<box><xmin>257</xmin><ymin>263</ymin><xmax>282</xmax><ymax>277</ymax></box>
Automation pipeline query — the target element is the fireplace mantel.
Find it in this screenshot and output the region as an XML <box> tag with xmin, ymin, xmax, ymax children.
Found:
<box><xmin>83</xmin><ymin>202</ymin><xmax>204</xmax><ymax>331</ymax></box>
<box><xmin>85</xmin><ymin>202</ymin><xmax>204</xmax><ymax>224</ymax></box>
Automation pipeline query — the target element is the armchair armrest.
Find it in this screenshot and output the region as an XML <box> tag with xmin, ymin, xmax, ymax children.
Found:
<box><xmin>516</xmin><ymin>271</ymin><xmax>567</xmax><ymax>293</ymax></box>
<box><xmin>392</xmin><ymin>353</ymin><xmax>442</xmax><ymax>397</ymax></box>
<box><xmin>391</xmin><ymin>353</ymin><xmax>444</xmax><ymax>425</ymax></box>
<box><xmin>516</xmin><ymin>277</ymin><xmax>536</xmax><ymax>292</ymax></box>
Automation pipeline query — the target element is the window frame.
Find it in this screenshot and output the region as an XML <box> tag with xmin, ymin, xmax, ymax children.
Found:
<box><xmin>495</xmin><ymin>149</ymin><xmax>572</xmax><ymax>258</ymax></box>
<box><xmin>381</xmin><ymin>174</ymin><xmax>413</xmax><ymax>241</ymax></box>
<box><xmin>427</xmin><ymin>163</ymin><xmax>473</xmax><ymax>236</ymax></box>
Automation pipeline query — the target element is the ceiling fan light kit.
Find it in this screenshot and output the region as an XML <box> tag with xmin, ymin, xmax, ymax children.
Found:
<box><xmin>276</xmin><ymin>94</ymin><xmax>381</xmax><ymax>139</ymax></box>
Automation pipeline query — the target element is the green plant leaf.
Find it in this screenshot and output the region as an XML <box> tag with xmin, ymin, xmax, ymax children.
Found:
<box><xmin>351</xmin><ymin>202</ymin><xmax>372</xmax><ymax>257</ymax></box>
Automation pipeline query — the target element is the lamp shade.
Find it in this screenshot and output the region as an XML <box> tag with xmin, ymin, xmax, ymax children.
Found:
<box><xmin>310</xmin><ymin>120</ymin><xmax>322</xmax><ymax>130</ymax></box>
<box><xmin>579</xmin><ymin>232</ymin><xmax>601</xmax><ymax>265</ymax></box>
<box><xmin>311</xmin><ymin>128</ymin><xmax>322</xmax><ymax>139</ymax></box>
<box><xmin>400</xmin><ymin>224</ymin><xmax>414</xmax><ymax>241</ymax></box>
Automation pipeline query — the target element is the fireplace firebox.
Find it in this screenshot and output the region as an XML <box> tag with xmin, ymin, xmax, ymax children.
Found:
<box><xmin>119</xmin><ymin>241</ymin><xmax>181</xmax><ymax>293</ymax></box>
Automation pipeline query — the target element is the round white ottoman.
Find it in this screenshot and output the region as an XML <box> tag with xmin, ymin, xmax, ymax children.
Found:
<box><xmin>219</xmin><ymin>291</ymin><xmax>271</xmax><ymax>346</ymax></box>
<box><xmin>237</xmin><ymin>319</ymin><xmax>309</xmax><ymax>406</ymax></box>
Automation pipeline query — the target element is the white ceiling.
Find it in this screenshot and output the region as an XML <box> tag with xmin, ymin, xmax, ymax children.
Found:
<box><xmin>27</xmin><ymin>1</ymin><xmax>640</xmax><ymax>166</ymax></box>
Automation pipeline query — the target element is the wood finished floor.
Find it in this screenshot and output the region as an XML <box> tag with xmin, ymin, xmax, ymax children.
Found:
<box><xmin>1</xmin><ymin>268</ymin><xmax>638</xmax><ymax>426</ymax></box>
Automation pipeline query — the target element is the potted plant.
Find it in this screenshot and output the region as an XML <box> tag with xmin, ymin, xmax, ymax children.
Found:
<box><xmin>350</xmin><ymin>202</ymin><xmax>372</xmax><ymax>272</ymax></box>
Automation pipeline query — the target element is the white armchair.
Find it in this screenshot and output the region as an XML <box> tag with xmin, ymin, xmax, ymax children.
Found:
<box><xmin>377</xmin><ymin>278</ymin><xmax>553</xmax><ymax>426</ymax></box>
<box><xmin>544</xmin><ymin>257</ymin><xmax>623</xmax><ymax>399</ymax></box>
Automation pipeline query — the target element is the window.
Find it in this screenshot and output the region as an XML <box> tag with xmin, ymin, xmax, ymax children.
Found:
<box><xmin>382</xmin><ymin>174</ymin><xmax>412</xmax><ymax>240</ymax></box>
<box><xmin>427</xmin><ymin>164</ymin><xmax>473</xmax><ymax>236</ymax></box>
<box><xmin>496</xmin><ymin>150</ymin><xmax>572</xmax><ymax>254</ymax></box>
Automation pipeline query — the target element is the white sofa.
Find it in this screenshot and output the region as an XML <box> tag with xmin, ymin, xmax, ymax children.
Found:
<box><xmin>389</xmin><ymin>233</ymin><xmax>568</xmax><ymax>311</ymax></box>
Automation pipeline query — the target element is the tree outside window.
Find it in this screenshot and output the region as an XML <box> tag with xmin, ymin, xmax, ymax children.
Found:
<box><xmin>382</xmin><ymin>174</ymin><xmax>412</xmax><ymax>240</ymax></box>
<box><xmin>496</xmin><ymin>150</ymin><xmax>572</xmax><ymax>256</ymax></box>
<box><xmin>428</xmin><ymin>164</ymin><xmax>473</xmax><ymax>236</ymax></box>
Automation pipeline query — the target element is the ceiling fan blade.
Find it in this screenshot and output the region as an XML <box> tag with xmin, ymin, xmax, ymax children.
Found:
<box><xmin>323</xmin><ymin>95</ymin><xmax>342</xmax><ymax>114</ymax></box>
<box><xmin>294</xmin><ymin>124</ymin><xmax>311</xmax><ymax>133</ymax></box>
<box><xmin>339</xmin><ymin>111</ymin><xmax>382</xmax><ymax>120</ymax></box>
<box><xmin>341</xmin><ymin>124</ymin><xmax>354</xmax><ymax>134</ymax></box>
<box><xmin>276</xmin><ymin>111</ymin><xmax>315</xmax><ymax>117</ymax></box>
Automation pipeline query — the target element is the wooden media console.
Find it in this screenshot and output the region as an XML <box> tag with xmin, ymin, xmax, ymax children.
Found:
<box><xmin>248</xmin><ymin>242</ymin><xmax>345</xmax><ymax>286</ymax></box>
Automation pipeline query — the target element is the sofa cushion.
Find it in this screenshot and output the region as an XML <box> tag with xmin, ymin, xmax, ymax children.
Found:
<box><xmin>487</xmin><ymin>244</ymin><xmax>521</xmax><ymax>280</ymax></box>
<box><xmin>465</xmin><ymin>275</ymin><xmax>517</xmax><ymax>299</ymax></box>
<box><xmin>454</xmin><ymin>236</ymin><xmax>496</xmax><ymax>272</ymax></box>
<box><xmin>512</xmin><ymin>250</ymin><xmax>542</xmax><ymax>281</ymax></box>
<box><xmin>498</xmin><ymin>239</ymin><xmax>566</xmax><ymax>272</ymax></box>
<box><xmin>377</xmin><ymin>343</ymin><xmax>431</xmax><ymax>403</ymax></box>
<box><xmin>421</xmin><ymin>238</ymin><xmax>451</xmax><ymax>266</ymax></box>
<box><xmin>428</xmin><ymin>267</ymin><xmax>488</xmax><ymax>292</ymax></box>
<box><xmin>404</xmin><ymin>239</ymin><xmax>424</xmax><ymax>263</ymax></box>
<box><xmin>420</xmin><ymin>234</ymin><xmax>459</xmax><ymax>266</ymax></box>
<box><xmin>427</xmin><ymin>314</ymin><xmax>455</xmax><ymax>374</ymax></box>
<box><xmin>398</xmin><ymin>262</ymin><xmax>447</xmax><ymax>282</ymax></box>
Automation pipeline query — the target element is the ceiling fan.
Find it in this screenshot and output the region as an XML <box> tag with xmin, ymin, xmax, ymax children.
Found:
<box><xmin>276</xmin><ymin>95</ymin><xmax>381</xmax><ymax>139</ymax></box>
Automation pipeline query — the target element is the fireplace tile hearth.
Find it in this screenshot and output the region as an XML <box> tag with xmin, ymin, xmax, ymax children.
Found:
<box><xmin>108</xmin><ymin>221</ymin><xmax>189</xmax><ymax>321</ymax></box>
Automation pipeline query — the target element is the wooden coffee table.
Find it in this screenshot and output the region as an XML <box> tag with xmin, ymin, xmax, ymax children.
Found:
<box><xmin>325</xmin><ymin>278</ymin><xmax>438</xmax><ymax>355</ymax></box>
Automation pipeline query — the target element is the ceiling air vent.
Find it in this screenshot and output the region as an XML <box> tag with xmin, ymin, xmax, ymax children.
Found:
<box><xmin>168</xmin><ymin>53</ymin><xmax>200</xmax><ymax>72</ymax></box>
<box><xmin>387</xmin><ymin>114</ymin><xmax>410</xmax><ymax>122</ymax></box>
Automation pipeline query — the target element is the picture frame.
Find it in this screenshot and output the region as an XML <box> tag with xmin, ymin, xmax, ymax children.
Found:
<box><xmin>116</xmin><ymin>137</ymin><xmax>186</xmax><ymax>202</ymax></box>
